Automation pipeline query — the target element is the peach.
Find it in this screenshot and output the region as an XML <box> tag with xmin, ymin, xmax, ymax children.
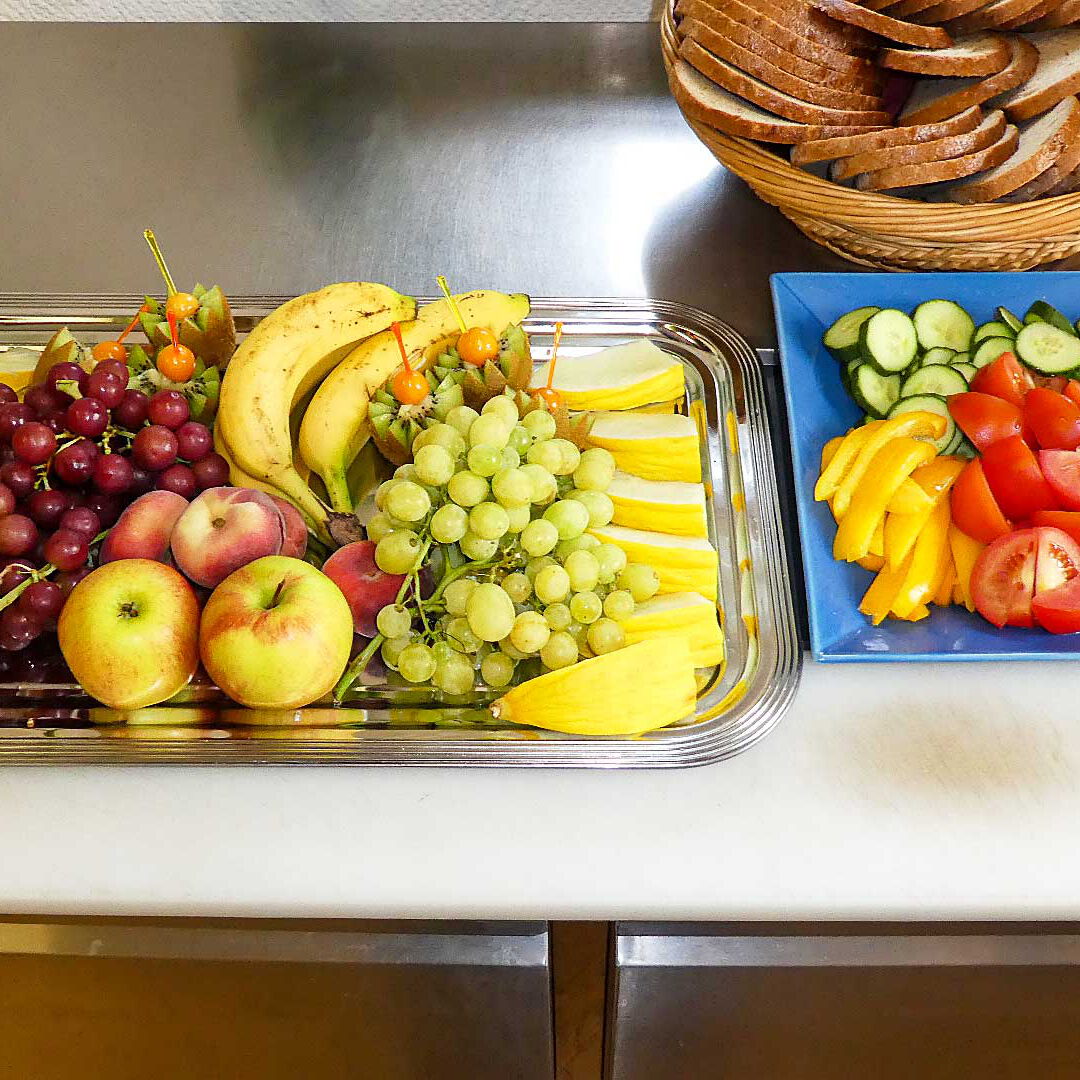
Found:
<box><xmin>322</xmin><ymin>540</ymin><xmax>405</xmax><ymax>638</ymax></box>
<box><xmin>99</xmin><ymin>490</ymin><xmax>188</xmax><ymax>564</ymax></box>
<box><xmin>267</xmin><ymin>494</ymin><xmax>308</xmax><ymax>559</ymax></box>
<box><xmin>170</xmin><ymin>486</ymin><xmax>285</xmax><ymax>588</ymax></box>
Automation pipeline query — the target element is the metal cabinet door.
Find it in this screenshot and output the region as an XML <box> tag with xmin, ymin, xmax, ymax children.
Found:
<box><xmin>609</xmin><ymin>922</ymin><xmax>1080</xmax><ymax>1080</ymax></box>
<box><xmin>0</xmin><ymin>919</ymin><xmax>553</xmax><ymax>1080</ymax></box>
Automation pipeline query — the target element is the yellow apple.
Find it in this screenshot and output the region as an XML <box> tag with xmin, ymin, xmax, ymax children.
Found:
<box><xmin>199</xmin><ymin>555</ymin><xmax>353</xmax><ymax>709</ymax></box>
<box><xmin>57</xmin><ymin>560</ymin><xmax>200</xmax><ymax>709</ymax></box>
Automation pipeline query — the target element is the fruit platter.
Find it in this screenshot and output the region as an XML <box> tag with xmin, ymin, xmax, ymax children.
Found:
<box><xmin>0</xmin><ymin>244</ymin><xmax>797</xmax><ymax>767</ymax></box>
<box><xmin>775</xmin><ymin>269</ymin><xmax>1080</xmax><ymax>662</ymax></box>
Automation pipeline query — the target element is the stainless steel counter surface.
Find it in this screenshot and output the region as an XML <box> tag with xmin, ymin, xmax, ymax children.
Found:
<box><xmin>0</xmin><ymin>21</ymin><xmax>859</xmax><ymax>348</ymax></box>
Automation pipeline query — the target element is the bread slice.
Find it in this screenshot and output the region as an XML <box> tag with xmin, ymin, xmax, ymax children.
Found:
<box><xmin>1006</xmin><ymin>129</ymin><xmax>1080</xmax><ymax>198</ymax></box>
<box><xmin>855</xmin><ymin>119</ymin><xmax>1019</xmax><ymax>188</ymax></box>
<box><xmin>679</xmin><ymin>0</ymin><xmax>883</xmax><ymax>87</ymax></box>
<box><xmin>1001</xmin><ymin>0</ymin><xmax>1059</xmax><ymax>28</ymax></box>
<box><xmin>808</xmin><ymin>0</ymin><xmax>953</xmax><ymax>47</ymax></box>
<box><xmin>887</xmin><ymin>0</ymin><xmax>949</xmax><ymax>18</ymax></box>
<box><xmin>900</xmin><ymin>35</ymin><xmax>1039</xmax><ymax>123</ymax></box>
<box><xmin>948</xmin><ymin>96</ymin><xmax>1080</xmax><ymax>200</ymax></box>
<box><xmin>681</xmin><ymin>19</ymin><xmax>885</xmax><ymax>109</ymax></box>
<box><xmin>832</xmin><ymin>107</ymin><xmax>1007</xmax><ymax>177</ymax></box>
<box><xmin>1042</xmin><ymin>162</ymin><xmax>1080</xmax><ymax>196</ymax></box>
<box><xmin>791</xmin><ymin>103</ymin><xmax>983</xmax><ymax>162</ymax></box>
<box><xmin>946</xmin><ymin>0</ymin><xmax>1050</xmax><ymax>32</ymax></box>
<box><xmin>680</xmin><ymin>38</ymin><xmax>892</xmax><ymax>124</ymax></box>
<box><xmin>879</xmin><ymin>33</ymin><xmax>1011</xmax><ymax>75</ymax></box>
<box><xmin>670</xmin><ymin>59</ymin><xmax>888</xmax><ymax>142</ymax></box>
<box><xmin>678</xmin><ymin>0</ymin><xmax>874</xmax><ymax>52</ymax></box>
<box><xmin>994</xmin><ymin>31</ymin><xmax>1080</xmax><ymax>121</ymax></box>
<box><xmin>1028</xmin><ymin>0</ymin><xmax>1080</xmax><ymax>30</ymax></box>
<box><xmin>912</xmin><ymin>0</ymin><xmax>993</xmax><ymax>26</ymax></box>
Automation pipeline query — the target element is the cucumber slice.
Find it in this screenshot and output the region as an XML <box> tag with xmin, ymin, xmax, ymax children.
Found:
<box><xmin>921</xmin><ymin>347</ymin><xmax>956</xmax><ymax>366</ymax></box>
<box><xmin>887</xmin><ymin>394</ymin><xmax>956</xmax><ymax>453</ymax></box>
<box><xmin>1025</xmin><ymin>301</ymin><xmax>1075</xmax><ymax>336</ymax></box>
<box><xmin>997</xmin><ymin>306</ymin><xmax>1023</xmax><ymax>333</ymax></box>
<box><xmin>851</xmin><ymin>365</ymin><xmax>901</xmax><ymax>418</ymax></box>
<box><xmin>972</xmin><ymin>321</ymin><xmax>1015</xmax><ymax>346</ymax></box>
<box><xmin>942</xmin><ymin>428</ymin><xmax>965</xmax><ymax>456</ymax></box>
<box><xmin>912</xmin><ymin>299</ymin><xmax>975</xmax><ymax>352</ymax></box>
<box><xmin>971</xmin><ymin>336</ymin><xmax>1015</xmax><ymax>369</ymax></box>
<box><xmin>951</xmin><ymin>351</ymin><xmax>970</xmax><ymax>366</ymax></box>
<box><xmin>842</xmin><ymin>357</ymin><xmax>862</xmax><ymax>395</ymax></box>
<box><xmin>860</xmin><ymin>309</ymin><xmax>918</xmax><ymax>373</ymax></box>
<box><xmin>953</xmin><ymin>362</ymin><xmax>978</xmax><ymax>383</ymax></box>
<box><xmin>1015</xmin><ymin>321</ymin><xmax>1080</xmax><ymax>374</ymax></box>
<box><xmin>824</xmin><ymin>306</ymin><xmax>881</xmax><ymax>363</ymax></box>
<box><xmin>900</xmin><ymin>365</ymin><xmax>967</xmax><ymax>398</ymax></box>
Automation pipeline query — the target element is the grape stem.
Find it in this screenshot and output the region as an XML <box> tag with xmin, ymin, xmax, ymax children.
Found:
<box><xmin>333</xmin><ymin>634</ymin><xmax>384</xmax><ymax>702</ymax></box>
<box><xmin>0</xmin><ymin>562</ymin><xmax>56</xmax><ymax>617</ymax></box>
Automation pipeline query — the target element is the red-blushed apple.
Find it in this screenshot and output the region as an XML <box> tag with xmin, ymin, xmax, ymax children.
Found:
<box><xmin>199</xmin><ymin>555</ymin><xmax>353</xmax><ymax>709</ymax></box>
<box><xmin>99</xmin><ymin>490</ymin><xmax>188</xmax><ymax>564</ymax></box>
<box><xmin>267</xmin><ymin>494</ymin><xmax>308</xmax><ymax>559</ymax></box>
<box><xmin>321</xmin><ymin>540</ymin><xmax>405</xmax><ymax>637</ymax></box>
<box><xmin>57</xmin><ymin>560</ymin><xmax>200</xmax><ymax>709</ymax></box>
<box><xmin>170</xmin><ymin>486</ymin><xmax>285</xmax><ymax>588</ymax></box>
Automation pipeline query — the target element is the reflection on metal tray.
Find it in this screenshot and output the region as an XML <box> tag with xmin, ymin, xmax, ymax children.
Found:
<box><xmin>0</xmin><ymin>295</ymin><xmax>800</xmax><ymax>767</ymax></box>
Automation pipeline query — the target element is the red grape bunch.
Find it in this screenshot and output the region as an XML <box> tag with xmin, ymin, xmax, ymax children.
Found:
<box><xmin>0</xmin><ymin>355</ymin><xmax>231</xmax><ymax>651</ymax></box>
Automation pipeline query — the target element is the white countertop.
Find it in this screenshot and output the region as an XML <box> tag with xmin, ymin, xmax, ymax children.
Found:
<box><xmin>3</xmin><ymin>659</ymin><xmax>1078</xmax><ymax>920</ymax></box>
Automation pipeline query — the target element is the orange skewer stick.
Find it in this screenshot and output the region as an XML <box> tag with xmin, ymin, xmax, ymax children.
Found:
<box><xmin>532</xmin><ymin>322</ymin><xmax>563</xmax><ymax>409</ymax></box>
<box><xmin>390</xmin><ymin>322</ymin><xmax>430</xmax><ymax>405</ymax></box>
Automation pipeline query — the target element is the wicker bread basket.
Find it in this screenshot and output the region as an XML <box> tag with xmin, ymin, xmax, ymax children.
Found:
<box><xmin>660</xmin><ymin>1</ymin><xmax>1080</xmax><ymax>271</ymax></box>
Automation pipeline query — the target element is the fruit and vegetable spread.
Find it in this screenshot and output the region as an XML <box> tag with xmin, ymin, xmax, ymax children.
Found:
<box><xmin>0</xmin><ymin>237</ymin><xmax>723</xmax><ymax>736</ymax></box>
<box><xmin>821</xmin><ymin>295</ymin><xmax>1080</xmax><ymax>634</ymax></box>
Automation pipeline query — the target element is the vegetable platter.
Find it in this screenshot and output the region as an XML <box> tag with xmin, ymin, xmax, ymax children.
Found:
<box><xmin>773</xmin><ymin>270</ymin><xmax>1080</xmax><ymax>662</ymax></box>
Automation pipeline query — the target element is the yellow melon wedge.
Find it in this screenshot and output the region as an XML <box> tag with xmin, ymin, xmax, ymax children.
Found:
<box><xmin>589</xmin><ymin>523</ymin><xmax>718</xmax><ymax>601</ymax></box>
<box><xmin>587</xmin><ymin>412</ymin><xmax>701</xmax><ymax>483</ymax></box>
<box><xmin>620</xmin><ymin>592</ymin><xmax>725</xmax><ymax>668</ymax></box>
<box><xmin>536</xmin><ymin>339</ymin><xmax>684</xmax><ymax>411</ymax></box>
<box><xmin>607</xmin><ymin>471</ymin><xmax>709</xmax><ymax>538</ymax></box>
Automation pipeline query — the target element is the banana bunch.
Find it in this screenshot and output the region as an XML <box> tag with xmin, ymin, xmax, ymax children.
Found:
<box><xmin>215</xmin><ymin>282</ymin><xmax>415</xmax><ymax>535</ymax></box>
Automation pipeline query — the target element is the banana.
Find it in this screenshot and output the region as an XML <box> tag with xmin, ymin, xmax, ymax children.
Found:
<box><xmin>216</xmin><ymin>282</ymin><xmax>415</xmax><ymax>531</ymax></box>
<box><xmin>213</xmin><ymin>424</ymin><xmax>315</xmax><ymax>512</ymax></box>
<box><xmin>298</xmin><ymin>290</ymin><xmax>529</xmax><ymax>512</ymax></box>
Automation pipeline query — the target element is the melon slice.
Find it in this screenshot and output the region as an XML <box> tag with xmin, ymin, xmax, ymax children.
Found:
<box><xmin>536</xmin><ymin>339</ymin><xmax>685</xmax><ymax>411</ymax></box>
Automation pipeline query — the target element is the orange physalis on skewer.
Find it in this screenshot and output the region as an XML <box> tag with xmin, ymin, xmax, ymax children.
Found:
<box><xmin>390</xmin><ymin>322</ymin><xmax>430</xmax><ymax>405</ymax></box>
<box><xmin>532</xmin><ymin>322</ymin><xmax>564</xmax><ymax>410</ymax></box>
<box><xmin>144</xmin><ymin>228</ymin><xmax>197</xmax><ymax>382</ymax></box>
<box><xmin>435</xmin><ymin>274</ymin><xmax>499</xmax><ymax>367</ymax></box>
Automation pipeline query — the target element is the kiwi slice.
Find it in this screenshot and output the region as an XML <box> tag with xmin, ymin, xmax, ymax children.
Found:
<box><xmin>370</xmin><ymin>370</ymin><xmax>466</xmax><ymax>466</ymax></box>
<box><xmin>460</xmin><ymin>323</ymin><xmax>532</xmax><ymax>410</ymax></box>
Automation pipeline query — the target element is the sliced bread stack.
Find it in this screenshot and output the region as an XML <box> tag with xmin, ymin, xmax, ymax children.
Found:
<box><xmin>667</xmin><ymin>0</ymin><xmax>1080</xmax><ymax>205</ymax></box>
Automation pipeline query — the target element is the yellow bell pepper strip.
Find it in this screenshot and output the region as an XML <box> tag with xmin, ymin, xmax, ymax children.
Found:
<box><xmin>832</xmin><ymin>412</ymin><xmax>947</xmax><ymax>518</ymax></box>
<box><xmin>891</xmin><ymin>498</ymin><xmax>951</xmax><ymax>619</ymax></box>
<box><xmin>833</xmin><ymin>437</ymin><xmax>937</xmax><ymax>562</ymax></box>
<box><xmin>886</xmin><ymin>479</ymin><xmax>934</xmax><ymax>516</ymax></box>
<box><xmin>859</xmin><ymin>550</ymin><xmax>914</xmax><ymax>626</ymax></box>
<box><xmin>882</xmin><ymin>456</ymin><xmax>966</xmax><ymax>571</ymax></box>
<box><xmin>869</xmin><ymin>516</ymin><xmax>885</xmax><ymax>558</ymax></box>
<box><xmin>820</xmin><ymin>436</ymin><xmax>844</xmax><ymax>473</ymax></box>
<box><xmin>952</xmin><ymin>583</ymin><xmax>965</xmax><ymax>605</ymax></box>
<box><xmin>898</xmin><ymin>604</ymin><xmax>930</xmax><ymax>622</ymax></box>
<box><xmin>815</xmin><ymin>423</ymin><xmax>881</xmax><ymax>502</ymax></box>
<box><xmin>948</xmin><ymin>523</ymin><xmax>985</xmax><ymax>613</ymax></box>
<box><xmin>857</xmin><ymin>554</ymin><xmax>885</xmax><ymax>572</ymax></box>
<box><xmin>933</xmin><ymin>555</ymin><xmax>956</xmax><ymax>607</ymax></box>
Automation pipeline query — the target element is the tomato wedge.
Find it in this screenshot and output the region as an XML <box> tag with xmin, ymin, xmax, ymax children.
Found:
<box><xmin>981</xmin><ymin>436</ymin><xmax>1060</xmax><ymax>519</ymax></box>
<box><xmin>970</xmin><ymin>351</ymin><xmax>1035</xmax><ymax>407</ymax></box>
<box><xmin>950</xmin><ymin>459</ymin><xmax>1011</xmax><ymax>544</ymax></box>
<box><xmin>1023</xmin><ymin>387</ymin><xmax>1080</xmax><ymax>450</ymax></box>
<box><xmin>1033</xmin><ymin>576</ymin><xmax>1080</xmax><ymax>634</ymax></box>
<box><xmin>1032</xmin><ymin>510</ymin><xmax>1080</xmax><ymax>547</ymax></box>
<box><xmin>947</xmin><ymin>392</ymin><xmax>1023</xmax><ymax>452</ymax></box>
<box><xmin>970</xmin><ymin>529</ymin><xmax>1038</xmax><ymax>628</ymax></box>
<box><xmin>1042</xmin><ymin>376</ymin><xmax>1070</xmax><ymax>393</ymax></box>
<box><xmin>1064</xmin><ymin>381</ymin><xmax>1080</xmax><ymax>409</ymax></box>
<box><xmin>1038</xmin><ymin>450</ymin><xmax>1080</xmax><ymax>512</ymax></box>
<box><xmin>1035</xmin><ymin>526</ymin><xmax>1080</xmax><ymax>596</ymax></box>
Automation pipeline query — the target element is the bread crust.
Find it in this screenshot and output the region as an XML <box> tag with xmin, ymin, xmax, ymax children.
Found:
<box><xmin>832</xmin><ymin>108</ymin><xmax>1007</xmax><ymax>177</ymax></box>
<box><xmin>791</xmin><ymin>104</ymin><xmax>984</xmax><ymax>163</ymax></box>
<box><xmin>900</xmin><ymin>35</ymin><xmax>1038</xmax><ymax>124</ymax></box>
<box><xmin>854</xmin><ymin>122</ymin><xmax>1019</xmax><ymax>188</ymax></box>
<box><xmin>879</xmin><ymin>32</ymin><xmax>1011</xmax><ymax>75</ymax></box>
<box><xmin>809</xmin><ymin>0</ymin><xmax>953</xmax><ymax>47</ymax></box>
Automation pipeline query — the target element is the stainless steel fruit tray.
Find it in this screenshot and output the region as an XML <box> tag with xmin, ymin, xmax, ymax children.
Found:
<box><xmin>0</xmin><ymin>295</ymin><xmax>800</xmax><ymax>767</ymax></box>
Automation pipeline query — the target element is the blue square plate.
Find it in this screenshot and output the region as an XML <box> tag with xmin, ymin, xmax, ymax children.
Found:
<box><xmin>772</xmin><ymin>271</ymin><xmax>1080</xmax><ymax>663</ymax></box>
